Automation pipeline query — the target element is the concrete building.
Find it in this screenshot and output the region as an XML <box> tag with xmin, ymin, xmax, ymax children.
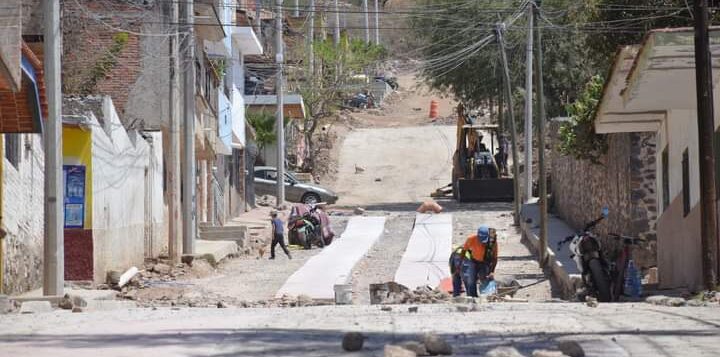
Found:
<box><xmin>0</xmin><ymin>0</ymin><xmax>48</xmax><ymax>295</ymax></box>
<box><xmin>196</xmin><ymin>1</ymin><xmax>262</xmax><ymax>225</ymax></box>
<box><xmin>594</xmin><ymin>29</ymin><xmax>720</xmax><ymax>290</ymax></box>
<box><xmin>62</xmin><ymin>96</ymin><xmax>164</xmax><ymax>283</ymax></box>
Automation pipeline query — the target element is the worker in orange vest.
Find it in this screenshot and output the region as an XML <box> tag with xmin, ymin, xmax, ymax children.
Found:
<box><xmin>458</xmin><ymin>225</ymin><xmax>499</xmax><ymax>297</ymax></box>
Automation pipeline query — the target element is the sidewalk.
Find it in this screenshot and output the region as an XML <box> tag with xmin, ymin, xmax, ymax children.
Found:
<box><xmin>520</xmin><ymin>200</ymin><xmax>581</xmax><ymax>299</ymax></box>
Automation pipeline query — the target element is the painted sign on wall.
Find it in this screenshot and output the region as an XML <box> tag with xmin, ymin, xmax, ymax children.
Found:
<box><xmin>63</xmin><ymin>165</ymin><xmax>86</xmax><ymax>228</ymax></box>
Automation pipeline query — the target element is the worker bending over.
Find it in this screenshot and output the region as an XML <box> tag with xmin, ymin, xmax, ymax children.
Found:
<box><xmin>450</xmin><ymin>225</ymin><xmax>498</xmax><ymax>297</ymax></box>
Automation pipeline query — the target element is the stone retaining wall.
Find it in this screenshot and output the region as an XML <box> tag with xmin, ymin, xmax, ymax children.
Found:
<box><xmin>550</xmin><ymin>123</ymin><xmax>657</xmax><ymax>269</ymax></box>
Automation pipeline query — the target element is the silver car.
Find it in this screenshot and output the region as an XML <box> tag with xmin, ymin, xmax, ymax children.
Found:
<box><xmin>253</xmin><ymin>166</ymin><xmax>339</xmax><ymax>204</ymax></box>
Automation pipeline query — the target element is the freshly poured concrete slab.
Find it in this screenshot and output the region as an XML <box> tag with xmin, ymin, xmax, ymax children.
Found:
<box><xmin>276</xmin><ymin>216</ymin><xmax>386</xmax><ymax>299</ymax></box>
<box><xmin>394</xmin><ymin>213</ymin><xmax>453</xmax><ymax>289</ymax></box>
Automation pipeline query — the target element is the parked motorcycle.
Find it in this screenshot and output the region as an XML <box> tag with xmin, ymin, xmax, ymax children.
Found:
<box><xmin>288</xmin><ymin>204</ymin><xmax>332</xmax><ymax>249</ymax></box>
<box><xmin>558</xmin><ymin>207</ymin><xmax>612</xmax><ymax>302</ymax></box>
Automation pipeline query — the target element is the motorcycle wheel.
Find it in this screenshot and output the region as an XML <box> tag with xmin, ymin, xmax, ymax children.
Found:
<box><xmin>588</xmin><ymin>259</ymin><xmax>612</xmax><ymax>302</ymax></box>
<box><xmin>314</xmin><ymin>231</ymin><xmax>325</xmax><ymax>248</ymax></box>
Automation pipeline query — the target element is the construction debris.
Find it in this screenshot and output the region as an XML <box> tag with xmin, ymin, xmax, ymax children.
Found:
<box><xmin>118</xmin><ymin>266</ymin><xmax>139</xmax><ymax>288</ymax></box>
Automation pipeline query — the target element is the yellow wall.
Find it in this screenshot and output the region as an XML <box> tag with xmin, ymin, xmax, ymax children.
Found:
<box><xmin>62</xmin><ymin>127</ymin><xmax>93</xmax><ymax>228</ymax></box>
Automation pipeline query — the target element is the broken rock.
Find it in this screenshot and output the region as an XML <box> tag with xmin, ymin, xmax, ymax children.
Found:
<box><xmin>385</xmin><ymin>345</ymin><xmax>418</xmax><ymax>357</ymax></box>
<box><xmin>400</xmin><ymin>341</ymin><xmax>428</xmax><ymax>356</ymax></box>
<box><xmin>485</xmin><ymin>346</ymin><xmax>526</xmax><ymax>357</ymax></box>
<box><xmin>557</xmin><ymin>340</ymin><xmax>584</xmax><ymax>357</ymax></box>
<box><xmin>153</xmin><ymin>263</ymin><xmax>172</xmax><ymax>275</ymax></box>
<box><xmin>58</xmin><ymin>294</ymin><xmax>74</xmax><ymax>310</ymax></box>
<box><xmin>532</xmin><ymin>351</ymin><xmax>569</xmax><ymax>357</ymax></box>
<box><xmin>422</xmin><ymin>333</ymin><xmax>453</xmax><ymax>355</ymax></box>
<box><xmin>106</xmin><ymin>270</ymin><xmax>122</xmax><ymax>286</ymax></box>
<box><xmin>342</xmin><ymin>332</ymin><xmax>365</xmax><ymax>351</ymax></box>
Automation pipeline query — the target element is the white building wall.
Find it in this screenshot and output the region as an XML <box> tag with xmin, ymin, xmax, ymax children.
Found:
<box><xmin>665</xmin><ymin>109</ymin><xmax>700</xmax><ymax>208</ymax></box>
<box><xmin>90</xmin><ymin>98</ymin><xmax>151</xmax><ymax>282</ymax></box>
<box><xmin>1</xmin><ymin>134</ymin><xmax>44</xmax><ymax>294</ymax></box>
<box><xmin>144</xmin><ymin>131</ymin><xmax>167</xmax><ymax>258</ymax></box>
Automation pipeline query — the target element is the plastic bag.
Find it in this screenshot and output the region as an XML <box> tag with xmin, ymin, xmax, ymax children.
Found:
<box><xmin>479</xmin><ymin>279</ymin><xmax>497</xmax><ymax>295</ymax></box>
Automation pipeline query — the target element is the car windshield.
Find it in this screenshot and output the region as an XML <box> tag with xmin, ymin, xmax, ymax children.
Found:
<box><xmin>264</xmin><ymin>170</ymin><xmax>297</xmax><ymax>183</ymax></box>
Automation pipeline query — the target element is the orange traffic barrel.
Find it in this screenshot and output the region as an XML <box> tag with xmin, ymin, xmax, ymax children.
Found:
<box><xmin>429</xmin><ymin>100</ymin><xmax>439</xmax><ymax>118</ymax></box>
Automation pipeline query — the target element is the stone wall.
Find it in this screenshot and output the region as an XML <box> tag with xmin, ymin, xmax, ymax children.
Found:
<box><xmin>550</xmin><ymin>123</ymin><xmax>657</xmax><ymax>268</ymax></box>
<box><xmin>2</xmin><ymin>133</ymin><xmax>44</xmax><ymax>294</ymax></box>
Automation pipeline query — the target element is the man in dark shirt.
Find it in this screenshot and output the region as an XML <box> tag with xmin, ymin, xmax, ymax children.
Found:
<box><xmin>270</xmin><ymin>211</ymin><xmax>292</xmax><ymax>260</ymax></box>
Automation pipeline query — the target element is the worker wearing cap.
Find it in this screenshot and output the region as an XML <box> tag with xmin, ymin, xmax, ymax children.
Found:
<box><xmin>459</xmin><ymin>225</ymin><xmax>498</xmax><ymax>297</ymax></box>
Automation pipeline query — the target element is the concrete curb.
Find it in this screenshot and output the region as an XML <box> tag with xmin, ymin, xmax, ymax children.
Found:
<box><xmin>196</xmin><ymin>240</ymin><xmax>239</xmax><ymax>266</ymax></box>
<box><xmin>519</xmin><ymin>203</ymin><xmax>581</xmax><ymax>300</ymax></box>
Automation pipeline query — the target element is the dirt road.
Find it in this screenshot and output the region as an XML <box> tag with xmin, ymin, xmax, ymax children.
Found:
<box><xmin>334</xmin><ymin>125</ymin><xmax>455</xmax><ymax>206</ymax></box>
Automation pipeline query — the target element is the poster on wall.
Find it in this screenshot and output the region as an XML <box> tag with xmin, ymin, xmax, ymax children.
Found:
<box><xmin>63</xmin><ymin>165</ymin><xmax>86</xmax><ymax>228</ymax></box>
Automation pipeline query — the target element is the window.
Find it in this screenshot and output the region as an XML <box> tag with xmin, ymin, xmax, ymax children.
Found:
<box><xmin>682</xmin><ymin>148</ymin><xmax>690</xmax><ymax>216</ymax></box>
<box><xmin>4</xmin><ymin>134</ymin><xmax>20</xmax><ymax>168</ymax></box>
<box><xmin>254</xmin><ymin>170</ymin><xmax>267</xmax><ymax>179</ymax></box>
<box><xmin>662</xmin><ymin>147</ymin><xmax>669</xmax><ymax>211</ymax></box>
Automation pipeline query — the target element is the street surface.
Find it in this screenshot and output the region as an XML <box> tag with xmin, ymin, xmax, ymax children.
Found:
<box><xmin>2</xmin><ymin>71</ymin><xmax>718</xmax><ymax>356</ymax></box>
<box><xmin>2</xmin><ymin>303</ymin><xmax>719</xmax><ymax>356</ymax></box>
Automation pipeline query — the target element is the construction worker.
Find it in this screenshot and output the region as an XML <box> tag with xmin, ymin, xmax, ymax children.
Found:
<box><xmin>458</xmin><ymin>225</ymin><xmax>499</xmax><ymax>297</ymax></box>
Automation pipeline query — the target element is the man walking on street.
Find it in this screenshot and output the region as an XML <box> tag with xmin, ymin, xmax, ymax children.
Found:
<box><xmin>270</xmin><ymin>211</ymin><xmax>292</xmax><ymax>260</ymax></box>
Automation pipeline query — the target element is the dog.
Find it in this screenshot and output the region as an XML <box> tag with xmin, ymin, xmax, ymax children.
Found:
<box><xmin>256</xmin><ymin>239</ymin><xmax>266</xmax><ymax>259</ymax></box>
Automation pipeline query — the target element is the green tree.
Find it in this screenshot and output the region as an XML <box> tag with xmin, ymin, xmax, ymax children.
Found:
<box><xmin>410</xmin><ymin>0</ymin><xmax>593</xmax><ymax>123</ymax></box>
<box><xmin>288</xmin><ymin>34</ymin><xmax>387</xmax><ymax>170</ymax></box>
<box><xmin>558</xmin><ymin>75</ymin><xmax>606</xmax><ymax>163</ymax></box>
<box><xmin>583</xmin><ymin>0</ymin><xmax>695</xmax><ymax>70</ymax></box>
<box><xmin>247</xmin><ymin>111</ymin><xmax>277</xmax><ymax>151</ymax></box>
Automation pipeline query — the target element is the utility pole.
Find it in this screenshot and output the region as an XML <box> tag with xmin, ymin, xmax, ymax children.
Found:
<box><xmin>497</xmin><ymin>25</ymin><xmax>521</xmax><ymax>226</ymax></box>
<box><xmin>308</xmin><ymin>0</ymin><xmax>315</xmax><ymax>75</ymax></box>
<box><xmin>523</xmin><ymin>3</ymin><xmax>534</xmax><ymax>201</ymax></box>
<box><xmin>333</xmin><ymin>0</ymin><xmax>340</xmax><ymax>47</ymax></box>
<box><xmin>497</xmin><ymin>60</ymin><xmax>504</xmax><ymax>135</ymax></box>
<box><xmin>276</xmin><ymin>0</ymin><xmax>286</xmax><ymax>207</ymax></box>
<box><xmin>693</xmin><ymin>0</ymin><xmax>718</xmax><ymax>290</ymax></box>
<box><xmin>363</xmin><ymin>0</ymin><xmax>370</xmax><ymax>43</ymax></box>
<box><xmin>534</xmin><ymin>1</ymin><xmax>548</xmax><ymax>266</ymax></box>
<box><xmin>374</xmin><ymin>0</ymin><xmax>380</xmax><ymax>45</ymax></box>
<box><xmin>168</xmin><ymin>0</ymin><xmax>181</xmax><ymax>262</ymax></box>
<box><xmin>43</xmin><ymin>0</ymin><xmax>64</xmax><ymax>296</ymax></box>
<box><xmin>255</xmin><ymin>0</ymin><xmax>262</xmax><ymax>42</ymax></box>
<box><xmin>182</xmin><ymin>0</ymin><xmax>196</xmax><ymax>255</ymax></box>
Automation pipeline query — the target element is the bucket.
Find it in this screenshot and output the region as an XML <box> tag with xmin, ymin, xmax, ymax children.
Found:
<box><xmin>334</xmin><ymin>284</ymin><xmax>353</xmax><ymax>305</ymax></box>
